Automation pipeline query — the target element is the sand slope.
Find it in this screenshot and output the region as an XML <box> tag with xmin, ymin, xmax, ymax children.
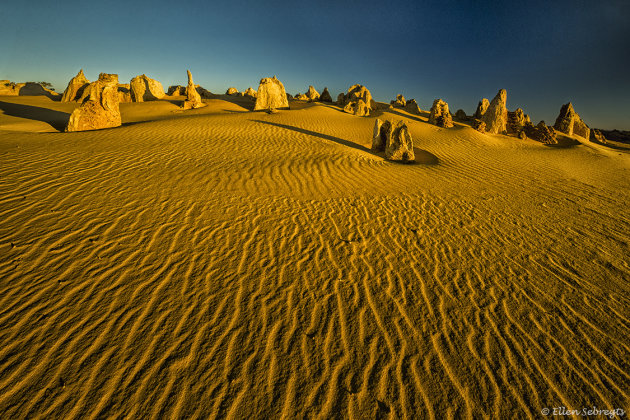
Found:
<box><xmin>0</xmin><ymin>97</ymin><xmax>629</xmax><ymax>418</ymax></box>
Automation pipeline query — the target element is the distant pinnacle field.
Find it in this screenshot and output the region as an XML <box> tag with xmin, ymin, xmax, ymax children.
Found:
<box><xmin>1</xmin><ymin>93</ymin><xmax>629</xmax><ymax>418</ymax></box>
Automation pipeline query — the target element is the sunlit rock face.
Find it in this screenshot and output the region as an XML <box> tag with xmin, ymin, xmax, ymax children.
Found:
<box><xmin>66</xmin><ymin>73</ymin><xmax>121</xmax><ymax>132</ymax></box>
<box><xmin>429</xmin><ymin>99</ymin><xmax>453</xmax><ymax>128</ymax></box>
<box><xmin>554</xmin><ymin>102</ymin><xmax>590</xmax><ymax>140</ymax></box>
<box><xmin>61</xmin><ymin>69</ymin><xmax>90</xmax><ymax>102</ymax></box>
<box><xmin>482</xmin><ymin>89</ymin><xmax>508</xmax><ymax>134</ymax></box>
<box><xmin>254</xmin><ymin>76</ymin><xmax>290</xmax><ymax>111</ymax></box>
<box><xmin>130</xmin><ymin>74</ymin><xmax>165</xmax><ymax>102</ymax></box>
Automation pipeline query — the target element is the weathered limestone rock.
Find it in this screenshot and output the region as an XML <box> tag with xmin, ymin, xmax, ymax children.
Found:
<box><xmin>474</xmin><ymin>98</ymin><xmax>489</xmax><ymax>119</ymax></box>
<box><xmin>182</xmin><ymin>70</ymin><xmax>205</xmax><ymax>110</ymax></box>
<box><xmin>455</xmin><ymin>109</ymin><xmax>467</xmax><ymax>120</ymax></box>
<box><xmin>226</xmin><ymin>87</ymin><xmax>238</xmax><ymax>95</ymax></box>
<box><xmin>254</xmin><ymin>76</ymin><xmax>290</xmax><ymax>111</ymax></box>
<box><xmin>168</xmin><ymin>85</ymin><xmax>186</xmax><ymax>96</ymax></box>
<box><xmin>1</xmin><ymin>81</ymin><xmax>59</xmax><ymax>98</ymax></box>
<box><xmin>372</xmin><ymin>119</ymin><xmax>415</xmax><ymax>162</ymax></box>
<box><xmin>117</xmin><ymin>84</ymin><xmax>132</xmax><ymax>102</ymax></box>
<box><xmin>295</xmin><ymin>93</ymin><xmax>309</xmax><ymax>101</ymax></box>
<box><xmin>340</xmin><ymin>84</ymin><xmax>373</xmax><ymax>116</ymax></box>
<box><xmin>61</xmin><ymin>69</ymin><xmax>90</xmax><ymax>102</ymax></box>
<box><xmin>320</xmin><ymin>87</ymin><xmax>332</xmax><ymax>102</ymax></box>
<box><xmin>405</xmin><ymin>99</ymin><xmax>421</xmax><ymax>114</ymax></box>
<box><xmin>429</xmin><ymin>99</ymin><xmax>453</xmax><ymax>128</ymax></box>
<box><xmin>554</xmin><ymin>103</ymin><xmax>590</xmax><ymax>140</ymax></box>
<box><xmin>391</xmin><ymin>94</ymin><xmax>406</xmax><ymax>108</ymax></box>
<box><xmin>337</xmin><ymin>93</ymin><xmax>345</xmax><ymax>105</ymax></box>
<box><xmin>243</xmin><ymin>87</ymin><xmax>257</xmax><ymax>98</ymax></box>
<box><xmin>344</xmin><ymin>99</ymin><xmax>369</xmax><ymax>117</ymax></box>
<box><xmin>518</xmin><ymin>130</ymin><xmax>527</xmax><ymax>140</ymax></box>
<box><xmin>472</xmin><ymin>119</ymin><xmax>486</xmax><ymax>133</ymax></box>
<box><xmin>524</xmin><ymin>121</ymin><xmax>557</xmax><ymax>144</ymax></box>
<box><xmin>590</xmin><ymin>129</ymin><xmax>607</xmax><ymax>144</ymax></box>
<box><xmin>306</xmin><ymin>85</ymin><xmax>320</xmax><ymax>101</ymax></box>
<box><xmin>482</xmin><ymin>89</ymin><xmax>508</xmax><ymax>134</ymax></box>
<box><xmin>66</xmin><ymin>73</ymin><xmax>121</xmax><ymax>132</ymax></box>
<box><xmin>507</xmin><ymin>108</ymin><xmax>526</xmax><ymax>134</ymax></box>
<box><xmin>130</xmin><ymin>74</ymin><xmax>165</xmax><ymax>102</ymax></box>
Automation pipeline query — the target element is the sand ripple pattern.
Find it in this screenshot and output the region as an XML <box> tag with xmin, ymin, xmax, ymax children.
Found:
<box><xmin>1</xmin><ymin>109</ymin><xmax>629</xmax><ymax>418</ymax></box>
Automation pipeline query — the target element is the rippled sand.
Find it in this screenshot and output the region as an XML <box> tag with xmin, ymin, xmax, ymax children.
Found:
<box><xmin>1</xmin><ymin>95</ymin><xmax>629</xmax><ymax>418</ymax></box>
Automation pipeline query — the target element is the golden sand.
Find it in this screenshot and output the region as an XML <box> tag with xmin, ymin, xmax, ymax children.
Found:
<box><xmin>1</xmin><ymin>95</ymin><xmax>629</xmax><ymax>418</ymax></box>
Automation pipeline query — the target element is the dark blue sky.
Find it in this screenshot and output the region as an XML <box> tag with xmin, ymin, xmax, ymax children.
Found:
<box><xmin>1</xmin><ymin>0</ymin><xmax>628</xmax><ymax>129</ymax></box>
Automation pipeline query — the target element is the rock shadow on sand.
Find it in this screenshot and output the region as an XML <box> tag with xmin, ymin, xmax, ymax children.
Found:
<box><xmin>0</xmin><ymin>101</ymin><xmax>70</xmax><ymax>131</ymax></box>
<box><xmin>252</xmin><ymin>119</ymin><xmax>439</xmax><ymax>165</ymax></box>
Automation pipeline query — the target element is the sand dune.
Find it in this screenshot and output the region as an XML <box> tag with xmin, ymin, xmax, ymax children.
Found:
<box><xmin>0</xmin><ymin>96</ymin><xmax>629</xmax><ymax>418</ymax></box>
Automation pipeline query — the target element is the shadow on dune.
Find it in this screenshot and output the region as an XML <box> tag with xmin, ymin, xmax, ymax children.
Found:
<box><xmin>380</xmin><ymin>108</ymin><xmax>426</xmax><ymax>124</ymax></box>
<box><xmin>252</xmin><ymin>119</ymin><xmax>439</xmax><ymax>165</ymax></box>
<box><xmin>18</xmin><ymin>83</ymin><xmax>59</xmax><ymax>100</ymax></box>
<box><xmin>0</xmin><ymin>101</ymin><xmax>70</xmax><ymax>131</ymax></box>
<box><xmin>546</xmin><ymin>135</ymin><xmax>581</xmax><ymax>148</ymax></box>
<box><xmin>252</xmin><ymin>119</ymin><xmax>374</xmax><ymax>155</ymax></box>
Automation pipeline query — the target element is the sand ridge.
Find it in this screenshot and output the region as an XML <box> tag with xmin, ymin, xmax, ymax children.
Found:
<box><xmin>0</xmin><ymin>96</ymin><xmax>629</xmax><ymax>418</ymax></box>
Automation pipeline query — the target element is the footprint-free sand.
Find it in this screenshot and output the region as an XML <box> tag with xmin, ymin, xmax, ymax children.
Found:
<box><xmin>1</xmin><ymin>95</ymin><xmax>629</xmax><ymax>418</ymax></box>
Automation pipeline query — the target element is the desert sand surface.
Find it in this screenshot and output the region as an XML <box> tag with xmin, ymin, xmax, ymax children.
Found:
<box><xmin>0</xmin><ymin>95</ymin><xmax>629</xmax><ymax>418</ymax></box>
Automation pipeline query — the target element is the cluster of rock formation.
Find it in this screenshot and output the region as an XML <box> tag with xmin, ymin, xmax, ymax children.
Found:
<box><xmin>226</xmin><ymin>87</ymin><xmax>238</xmax><ymax>95</ymax></box>
<box><xmin>522</xmin><ymin>121</ymin><xmax>557</xmax><ymax>144</ymax></box>
<box><xmin>254</xmin><ymin>76</ymin><xmax>289</xmax><ymax>111</ymax></box>
<box><xmin>506</xmin><ymin>108</ymin><xmax>530</xmax><ymax>134</ymax></box>
<box><xmin>117</xmin><ymin>84</ymin><xmax>132</xmax><ymax>102</ymax></box>
<box><xmin>429</xmin><ymin>99</ymin><xmax>453</xmax><ymax>128</ymax></box>
<box><xmin>243</xmin><ymin>87</ymin><xmax>257</xmax><ymax>98</ymax></box>
<box><xmin>65</xmin><ymin>73</ymin><xmax>121</xmax><ymax>132</ymax></box>
<box><xmin>481</xmin><ymin>89</ymin><xmax>508</xmax><ymax>134</ymax></box>
<box><xmin>472</xmin><ymin>119</ymin><xmax>486</xmax><ymax>133</ymax></box>
<box><xmin>338</xmin><ymin>84</ymin><xmax>373</xmax><ymax>117</ymax></box>
<box><xmin>554</xmin><ymin>103</ymin><xmax>590</xmax><ymax>140</ymax></box>
<box><xmin>182</xmin><ymin>70</ymin><xmax>205</xmax><ymax>110</ymax></box>
<box><xmin>372</xmin><ymin>119</ymin><xmax>415</xmax><ymax>162</ymax></box>
<box><xmin>0</xmin><ymin>80</ymin><xmax>59</xmax><ymax>98</ymax></box>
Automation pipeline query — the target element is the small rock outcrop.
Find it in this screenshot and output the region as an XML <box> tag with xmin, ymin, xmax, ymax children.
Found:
<box><xmin>554</xmin><ymin>103</ymin><xmax>590</xmax><ymax>140</ymax></box>
<box><xmin>182</xmin><ymin>70</ymin><xmax>205</xmax><ymax>110</ymax></box>
<box><xmin>306</xmin><ymin>86</ymin><xmax>320</xmax><ymax>101</ymax></box>
<box><xmin>344</xmin><ymin>99</ymin><xmax>369</xmax><ymax>117</ymax></box>
<box><xmin>405</xmin><ymin>99</ymin><xmax>421</xmax><ymax>114</ymax></box>
<box><xmin>168</xmin><ymin>85</ymin><xmax>186</xmax><ymax>96</ymax></box>
<box><xmin>429</xmin><ymin>99</ymin><xmax>453</xmax><ymax>128</ymax></box>
<box><xmin>507</xmin><ymin>108</ymin><xmax>527</xmax><ymax>134</ymax></box>
<box><xmin>130</xmin><ymin>74</ymin><xmax>165</xmax><ymax>102</ymax></box>
<box><xmin>226</xmin><ymin>87</ymin><xmax>238</xmax><ymax>95</ymax></box>
<box><xmin>61</xmin><ymin>69</ymin><xmax>90</xmax><ymax>102</ymax></box>
<box><xmin>320</xmin><ymin>87</ymin><xmax>332</xmax><ymax>102</ymax></box>
<box><xmin>372</xmin><ymin>119</ymin><xmax>415</xmax><ymax>162</ymax></box>
<box><xmin>482</xmin><ymin>89</ymin><xmax>508</xmax><ymax>134</ymax></box>
<box><xmin>294</xmin><ymin>93</ymin><xmax>308</xmax><ymax>101</ymax></box>
<box><xmin>524</xmin><ymin>121</ymin><xmax>557</xmax><ymax>144</ymax></box>
<box><xmin>243</xmin><ymin>87</ymin><xmax>257</xmax><ymax>98</ymax></box>
<box><xmin>590</xmin><ymin>129</ymin><xmax>607</xmax><ymax>144</ymax></box>
<box><xmin>455</xmin><ymin>109</ymin><xmax>467</xmax><ymax>120</ymax></box>
<box><xmin>253</xmin><ymin>76</ymin><xmax>289</xmax><ymax>111</ymax></box>
<box><xmin>66</xmin><ymin>73</ymin><xmax>121</xmax><ymax>132</ymax></box>
<box><xmin>391</xmin><ymin>94</ymin><xmax>406</xmax><ymax>108</ymax></box>
<box><xmin>340</xmin><ymin>84</ymin><xmax>373</xmax><ymax>116</ymax></box>
<box><xmin>117</xmin><ymin>84</ymin><xmax>132</xmax><ymax>102</ymax></box>
<box><xmin>474</xmin><ymin>98</ymin><xmax>490</xmax><ymax>119</ymax></box>
<box><xmin>472</xmin><ymin>119</ymin><xmax>486</xmax><ymax>133</ymax></box>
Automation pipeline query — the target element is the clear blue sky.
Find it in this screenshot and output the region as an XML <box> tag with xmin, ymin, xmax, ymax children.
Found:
<box><xmin>1</xmin><ymin>0</ymin><xmax>628</xmax><ymax>129</ymax></box>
